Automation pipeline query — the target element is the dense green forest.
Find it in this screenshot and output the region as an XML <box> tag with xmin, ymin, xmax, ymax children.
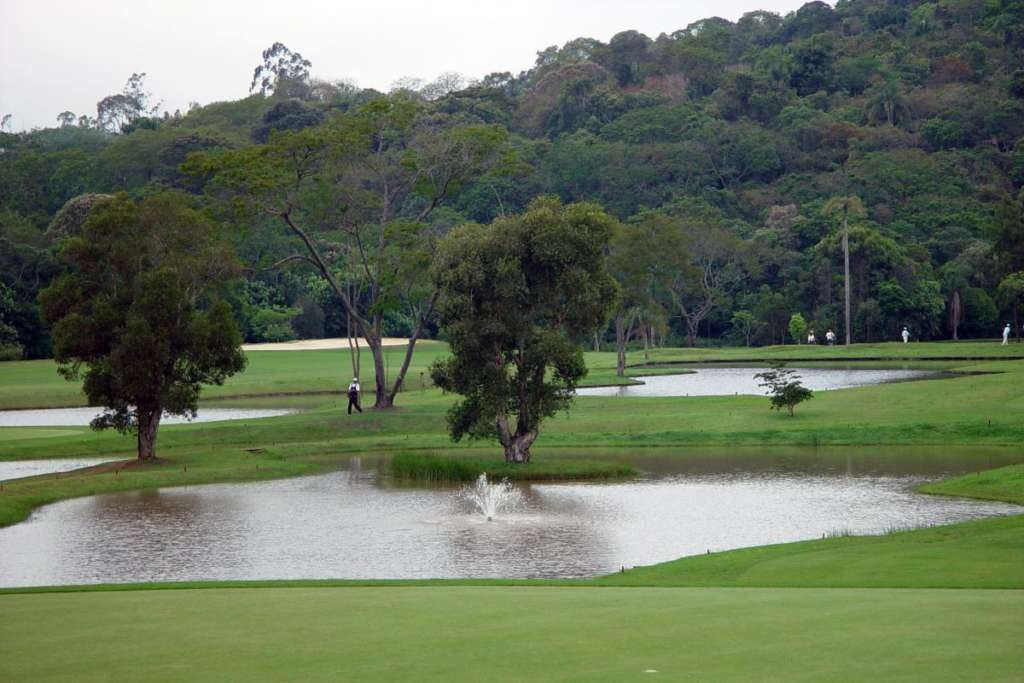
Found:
<box><xmin>3</xmin><ymin>0</ymin><xmax>1024</xmax><ymax>361</ymax></box>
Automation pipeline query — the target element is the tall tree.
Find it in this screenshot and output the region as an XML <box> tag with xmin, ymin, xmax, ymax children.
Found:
<box><xmin>430</xmin><ymin>197</ymin><xmax>617</xmax><ymax>463</ymax></box>
<box><xmin>823</xmin><ymin>196</ymin><xmax>866</xmax><ymax>345</ymax></box>
<box><xmin>998</xmin><ymin>272</ymin><xmax>1024</xmax><ymax>342</ymax></box>
<box><xmin>0</xmin><ymin>283</ymin><xmax>23</xmax><ymax>360</ymax></box>
<box><xmin>607</xmin><ymin>221</ymin><xmax>658</xmax><ymax>375</ymax></box>
<box><xmin>190</xmin><ymin>96</ymin><xmax>511</xmax><ymax>408</ymax></box>
<box><xmin>645</xmin><ymin>214</ymin><xmax>742</xmax><ymax>347</ymax></box>
<box><xmin>250</xmin><ymin>42</ymin><xmax>313</xmax><ymax>98</ymax></box>
<box><xmin>39</xmin><ymin>193</ymin><xmax>246</xmax><ymax>460</ymax></box>
<box><xmin>96</xmin><ymin>73</ymin><xmax>159</xmax><ymax>133</ymax></box>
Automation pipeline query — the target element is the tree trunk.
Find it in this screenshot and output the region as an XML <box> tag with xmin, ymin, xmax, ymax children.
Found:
<box><xmin>503</xmin><ymin>431</ymin><xmax>537</xmax><ymax>463</ymax></box>
<box><xmin>949</xmin><ymin>290</ymin><xmax>962</xmax><ymax>341</ymax></box>
<box><xmin>614</xmin><ymin>312</ymin><xmax>628</xmax><ymax>377</ymax></box>
<box><xmin>136</xmin><ymin>407</ymin><xmax>162</xmax><ymax>461</ymax></box>
<box><xmin>685</xmin><ymin>317</ymin><xmax>699</xmax><ymax>348</ymax></box>
<box><xmin>842</xmin><ymin>212</ymin><xmax>852</xmax><ymax>346</ymax></box>
<box><xmin>593</xmin><ymin>332</ymin><xmax>600</xmax><ymax>353</ymax></box>
<box><xmin>365</xmin><ymin>333</ymin><xmax>392</xmax><ymax>409</ymax></box>
<box><xmin>496</xmin><ymin>414</ymin><xmax>537</xmax><ymax>464</ymax></box>
<box><xmin>346</xmin><ymin>282</ymin><xmax>361</xmax><ymax>379</ymax></box>
<box><xmin>386</xmin><ymin>292</ymin><xmax>438</xmax><ymax>402</ymax></box>
<box><xmin>642</xmin><ymin>324</ymin><xmax>650</xmax><ymax>361</ymax></box>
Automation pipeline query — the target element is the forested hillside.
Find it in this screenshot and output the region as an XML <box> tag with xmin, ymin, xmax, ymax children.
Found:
<box><xmin>3</xmin><ymin>0</ymin><xmax>1024</xmax><ymax>360</ymax></box>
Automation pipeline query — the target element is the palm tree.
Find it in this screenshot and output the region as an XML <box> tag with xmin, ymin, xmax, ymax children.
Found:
<box><xmin>865</xmin><ymin>78</ymin><xmax>910</xmax><ymax>127</ymax></box>
<box><xmin>824</xmin><ymin>196</ymin><xmax>866</xmax><ymax>345</ymax></box>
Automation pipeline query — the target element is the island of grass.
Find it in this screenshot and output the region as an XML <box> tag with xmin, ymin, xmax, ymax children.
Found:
<box><xmin>387</xmin><ymin>451</ymin><xmax>638</xmax><ymax>481</ymax></box>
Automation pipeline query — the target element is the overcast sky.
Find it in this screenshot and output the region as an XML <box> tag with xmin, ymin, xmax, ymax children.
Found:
<box><xmin>1</xmin><ymin>0</ymin><xmax>817</xmax><ymax>131</ymax></box>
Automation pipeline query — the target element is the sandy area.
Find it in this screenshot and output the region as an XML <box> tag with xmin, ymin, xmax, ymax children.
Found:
<box><xmin>241</xmin><ymin>337</ymin><xmax>411</xmax><ymax>351</ymax></box>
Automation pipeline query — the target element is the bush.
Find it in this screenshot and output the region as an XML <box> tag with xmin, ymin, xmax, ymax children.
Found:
<box><xmin>754</xmin><ymin>362</ymin><xmax>814</xmax><ymax>416</ymax></box>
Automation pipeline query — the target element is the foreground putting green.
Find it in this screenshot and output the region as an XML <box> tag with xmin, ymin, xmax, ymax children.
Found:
<box><xmin>1</xmin><ymin>586</ymin><xmax>1020</xmax><ymax>682</ymax></box>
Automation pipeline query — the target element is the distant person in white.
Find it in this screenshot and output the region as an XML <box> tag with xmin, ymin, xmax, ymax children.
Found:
<box><xmin>347</xmin><ymin>377</ymin><xmax>362</xmax><ymax>414</ymax></box>
<box><xmin>901</xmin><ymin>327</ymin><xmax>910</xmax><ymax>344</ymax></box>
<box><xmin>825</xmin><ymin>330</ymin><xmax>836</xmax><ymax>345</ymax></box>
<box><xmin>807</xmin><ymin>329</ymin><xmax>816</xmax><ymax>345</ymax></box>
<box><xmin>1002</xmin><ymin>323</ymin><xmax>1011</xmax><ymax>345</ymax></box>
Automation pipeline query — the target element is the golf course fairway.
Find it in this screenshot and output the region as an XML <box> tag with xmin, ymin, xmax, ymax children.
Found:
<box><xmin>2</xmin><ymin>586</ymin><xmax>1022</xmax><ymax>682</ymax></box>
<box><xmin>1</xmin><ymin>341</ymin><xmax>1022</xmax><ymax>681</ymax></box>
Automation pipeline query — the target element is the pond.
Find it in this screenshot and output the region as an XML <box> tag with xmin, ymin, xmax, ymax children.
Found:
<box><xmin>0</xmin><ymin>407</ymin><xmax>296</xmax><ymax>428</ymax></box>
<box><xmin>577</xmin><ymin>366</ymin><xmax>946</xmax><ymax>397</ymax></box>
<box><xmin>0</xmin><ymin>457</ymin><xmax>118</xmax><ymax>481</ymax></box>
<box><xmin>0</xmin><ymin>448</ymin><xmax>1018</xmax><ymax>587</ymax></box>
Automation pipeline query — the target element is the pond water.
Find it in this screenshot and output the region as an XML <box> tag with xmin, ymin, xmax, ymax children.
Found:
<box><xmin>0</xmin><ymin>407</ymin><xmax>296</xmax><ymax>428</ymax></box>
<box><xmin>0</xmin><ymin>449</ymin><xmax>1018</xmax><ymax>587</ymax></box>
<box><xmin>0</xmin><ymin>457</ymin><xmax>118</xmax><ymax>481</ymax></box>
<box><xmin>577</xmin><ymin>366</ymin><xmax>945</xmax><ymax>397</ymax></box>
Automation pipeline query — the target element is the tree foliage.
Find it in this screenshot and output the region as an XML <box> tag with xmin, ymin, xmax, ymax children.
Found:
<box><xmin>38</xmin><ymin>193</ymin><xmax>246</xmax><ymax>459</ymax></box>
<box><xmin>3</xmin><ymin>2</ymin><xmax>1024</xmax><ymax>357</ymax></box>
<box><xmin>430</xmin><ymin>197</ymin><xmax>617</xmax><ymax>463</ymax></box>
<box><xmin>754</xmin><ymin>362</ymin><xmax>814</xmax><ymax>416</ymax></box>
<box><xmin>250</xmin><ymin>43</ymin><xmax>313</xmax><ymax>98</ymax></box>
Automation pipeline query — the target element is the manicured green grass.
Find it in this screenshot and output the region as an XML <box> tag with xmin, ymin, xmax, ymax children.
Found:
<box><xmin>1</xmin><ymin>586</ymin><xmax>1021</xmax><ymax>682</ymax></box>
<box><xmin>2</xmin><ymin>339</ymin><xmax>1019</xmax><ymax>409</ymax></box>
<box><xmin>597</xmin><ymin>515</ymin><xmax>1024</xmax><ymax>589</ymax></box>
<box><xmin>387</xmin><ymin>451</ymin><xmax>638</xmax><ymax>481</ymax></box>
<box><xmin>920</xmin><ymin>464</ymin><xmax>1024</xmax><ymax>505</ymax></box>
<box><xmin>0</xmin><ymin>341</ymin><xmax>452</xmax><ymax>409</ymax></box>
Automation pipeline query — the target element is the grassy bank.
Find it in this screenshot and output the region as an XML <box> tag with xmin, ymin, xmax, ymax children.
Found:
<box><xmin>2</xmin><ymin>341</ymin><xmax>1023</xmax><ymax>527</ymax></box>
<box><xmin>598</xmin><ymin>460</ymin><xmax>1024</xmax><ymax>589</ymax></box>
<box><xmin>387</xmin><ymin>452</ymin><xmax>638</xmax><ymax>481</ymax></box>
<box><xmin>2</xmin><ymin>586</ymin><xmax>1021</xmax><ymax>682</ymax></box>
<box><xmin>919</xmin><ymin>464</ymin><xmax>1024</xmax><ymax>505</ymax></box>
<box><xmin>2</xmin><ymin>339</ymin><xmax>1020</xmax><ymax>409</ymax></box>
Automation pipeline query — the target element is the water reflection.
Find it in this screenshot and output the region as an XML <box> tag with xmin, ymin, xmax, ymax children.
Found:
<box><xmin>0</xmin><ymin>457</ymin><xmax>118</xmax><ymax>481</ymax></box>
<box><xmin>577</xmin><ymin>366</ymin><xmax>945</xmax><ymax>397</ymax></box>
<box><xmin>0</xmin><ymin>449</ymin><xmax>1019</xmax><ymax>587</ymax></box>
<box><xmin>0</xmin><ymin>407</ymin><xmax>296</xmax><ymax>427</ymax></box>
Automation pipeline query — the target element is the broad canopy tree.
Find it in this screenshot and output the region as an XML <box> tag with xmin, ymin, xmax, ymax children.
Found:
<box><xmin>638</xmin><ymin>213</ymin><xmax>743</xmax><ymax>348</ymax></box>
<box><xmin>430</xmin><ymin>197</ymin><xmax>618</xmax><ymax>463</ymax></box>
<box><xmin>189</xmin><ymin>96</ymin><xmax>512</xmax><ymax>409</ymax></box>
<box><xmin>607</xmin><ymin>220</ymin><xmax>659</xmax><ymax>376</ymax></box>
<box><xmin>39</xmin><ymin>193</ymin><xmax>246</xmax><ymax>460</ymax></box>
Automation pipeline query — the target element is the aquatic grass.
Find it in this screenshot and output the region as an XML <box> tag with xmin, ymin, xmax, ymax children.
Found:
<box><xmin>387</xmin><ymin>452</ymin><xmax>638</xmax><ymax>482</ymax></box>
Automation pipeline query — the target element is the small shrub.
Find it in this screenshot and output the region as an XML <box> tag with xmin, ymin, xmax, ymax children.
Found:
<box><xmin>754</xmin><ymin>362</ymin><xmax>814</xmax><ymax>416</ymax></box>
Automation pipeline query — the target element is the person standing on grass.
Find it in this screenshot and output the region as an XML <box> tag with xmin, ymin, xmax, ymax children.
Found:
<box><xmin>807</xmin><ymin>329</ymin><xmax>816</xmax><ymax>345</ymax></box>
<box><xmin>1003</xmin><ymin>323</ymin><xmax>1011</xmax><ymax>345</ymax></box>
<box><xmin>826</xmin><ymin>329</ymin><xmax>836</xmax><ymax>345</ymax></box>
<box><xmin>901</xmin><ymin>326</ymin><xmax>910</xmax><ymax>344</ymax></box>
<box><xmin>347</xmin><ymin>377</ymin><xmax>362</xmax><ymax>414</ymax></box>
